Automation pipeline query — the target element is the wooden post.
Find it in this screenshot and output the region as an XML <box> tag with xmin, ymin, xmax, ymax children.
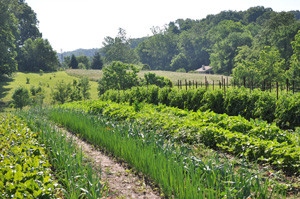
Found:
<box><xmin>227</xmin><ymin>76</ymin><xmax>228</xmax><ymax>88</ymax></box>
<box><xmin>270</xmin><ymin>81</ymin><xmax>272</xmax><ymax>92</ymax></box>
<box><xmin>185</xmin><ymin>79</ymin><xmax>187</xmax><ymax>91</ymax></box>
<box><xmin>223</xmin><ymin>79</ymin><xmax>226</xmax><ymax>95</ymax></box>
<box><xmin>213</xmin><ymin>80</ymin><xmax>214</xmax><ymax>90</ymax></box>
<box><xmin>243</xmin><ymin>77</ymin><xmax>246</xmax><ymax>88</ymax></box>
<box><xmin>221</xmin><ymin>76</ymin><xmax>223</xmax><ymax>88</ymax></box>
<box><xmin>178</xmin><ymin>80</ymin><xmax>180</xmax><ymax>90</ymax></box>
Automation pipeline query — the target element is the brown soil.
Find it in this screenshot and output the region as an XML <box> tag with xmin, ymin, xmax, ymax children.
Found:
<box><xmin>59</xmin><ymin>127</ymin><xmax>161</xmax><ymax>199</ymax></box>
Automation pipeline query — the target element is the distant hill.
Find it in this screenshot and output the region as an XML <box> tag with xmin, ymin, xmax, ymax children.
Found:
<box><xmin>57</xmin><ymin>37</ymin><xmax>147</xmax><ymax>62</ymax></box>
<box><xmin>58</xmin><ymin>48</ymin><xmax>100</xmax><ymax>60</ymax></box>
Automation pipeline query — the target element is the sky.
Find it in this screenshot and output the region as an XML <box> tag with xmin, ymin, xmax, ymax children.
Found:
<box><xmin>26</xmin><ymin>0</ymin><xmax>300</xmax><ymax>52</ymax></box>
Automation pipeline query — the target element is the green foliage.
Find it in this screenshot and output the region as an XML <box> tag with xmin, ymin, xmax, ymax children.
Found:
<box><xmin>101</xmin><ymin>86</ymin><xmax>300</xmax><ymax>129</ymax></box>
<box><xmin>69</xmin><ymin>54</ymin><xmax>78</xmax><ymax>69</ymax></box>
<box><xmin>49</xmin><ymin>107</ymin><xmax>285</xmax><ymax>198</ymax></box>
<box><xmin>17</xmin><ymin>108</ymin><xmax>108</xmax><ymax>198</ymax></box>
<box><xmin>91</xmin><ymin>52</ymin><xmax>103</xmax><ymax>69</ymax></box>
<box><xmin>0</xmin><ymin>113</ymin><xmax>59</xmax><ymax>198</ymax></box>
<box><xmin>233</xmin><ymin>46</ymin><xmax>285</xmax><ymax>84</ymax></box>
<box><xmin>76</xmin><ymin>55</ymin><xmax>90</xmax><ymax>69</ymax></box>
<box><xmin>51</xmin><ymin>81</ymin><xmax>72</xmax><ymax>104</ymax></box>
<box><xmin>12</xmin><ymin>86</ymin><xmax>30</xmax><ymax>109</ymax></box>
<box><xmin>286</xmin><ymin>30</ymin><xmax>300</xmax><ymax>85</ymax></box>
<box><xmin>60</xmin><ymin>100</ymin><xmax>300</xmax><ymax>174</ymax></box>
<box><xmin>30</xmin><ymin>85</ymin><xmax>44</xmax><ymax>106</ymax></box>
<box><xmin>141</xmin><ymin>64</ymin><xmax>151</xmax><ymax>71</ymax></box>
<box><xmin>19</xmin><ymin>38</ymin><xmax>58</xmax><ymax>72</ymax></box>
<box><xmin>51</xmin><ymin>77</ymin><xmax>91</xmax><ymax>104</ymax></box>
<box><xmin>176</xmin><ymin>68</ymin><xmax>186</xmax><ymax>73</ymax></box>
<box><xmin>97</xmin><ymin>61</ymin><xmax>139</xmax><ymax>95</ymax></box>
<box><xmin>170</xmin><ymin>53</ymin><xmax>189</xmax><ymax>71</ymax></box>
<box><xmin>143</xmin><ymin>72</ymin><xmax>172</xmax><ymax>87</ymax></box>
<box><xmin>102</xmin><ymin>28</ymin><xmax>139</xmax><ymax>64</ymax></box>
<box><xmin>0</xmin><ymin>1</ymin><xmax>17</xmax><ymax>76</ymax></box>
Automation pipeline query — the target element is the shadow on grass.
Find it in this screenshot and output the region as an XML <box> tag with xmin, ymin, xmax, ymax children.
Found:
<box><xmin>0</xmin><ymin>75</ymin><xmax>14</xmax><ymax>111</ymax></box>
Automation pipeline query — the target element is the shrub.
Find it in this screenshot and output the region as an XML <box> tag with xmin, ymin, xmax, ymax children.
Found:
<box><xmin>12</xmin><ymin>87</ymin><xmax>30</xmax><ymax>109</ymax></box>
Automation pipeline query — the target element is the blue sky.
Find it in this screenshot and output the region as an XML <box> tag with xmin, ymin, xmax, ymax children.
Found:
<box><xmin>26</xmin><ymin>0</ymin><xmax>300</xmax><ymax>52</ymax></box>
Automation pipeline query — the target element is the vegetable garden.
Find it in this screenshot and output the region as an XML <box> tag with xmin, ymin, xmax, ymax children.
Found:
<box><xmin>1</xmin><ymin>85</ymin><xmax>300</xmax><ymax>198</ymax></box>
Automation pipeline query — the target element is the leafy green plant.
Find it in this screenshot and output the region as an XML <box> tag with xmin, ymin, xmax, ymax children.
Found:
<box><xmin>0</xmin><ymin>113</ymin><xmax>59</xmax><ymax>198</ymax></box>
<box><xmin>12</xmin><ymin>86</ymin><xmax>30</xmax><ymax>109</ymax></box>
<box><xmin>59</xmin><ymin>100</ymin><xmax>300</xmax><ymax>174</ymax></box>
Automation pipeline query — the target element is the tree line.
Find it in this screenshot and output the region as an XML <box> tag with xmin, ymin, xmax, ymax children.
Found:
<box><xmin>98</xmin><ymin>7</ymin><xmax>300</xmax><ymax>85</ymax></box>
<box><xmin>0</xmin><ymin>0</ymin><xmax>58</xmax><ymax>77</ymax></box>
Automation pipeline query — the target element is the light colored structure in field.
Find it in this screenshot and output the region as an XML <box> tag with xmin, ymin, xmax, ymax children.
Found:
<box><xmin>195</xmin><ymin>65</ymin><xmax>213</xmax><ymax>74</ymax></box>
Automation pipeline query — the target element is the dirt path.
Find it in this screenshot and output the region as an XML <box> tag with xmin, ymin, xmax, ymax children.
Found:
<box><xmin>59</xmin><ymin>127</ymin><xmax>161</xmax><ymax>199</ymax></box>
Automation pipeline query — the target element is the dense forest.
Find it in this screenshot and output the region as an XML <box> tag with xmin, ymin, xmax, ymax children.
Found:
<box><xmin>0</xmin><ymin>0</ymin><xmax>58</xmax><ymax>76</ymax></box>
<box><xmin>94</xmin><ymin>7</ymin><xmax>300</xmax><ymax>85</ymax></box>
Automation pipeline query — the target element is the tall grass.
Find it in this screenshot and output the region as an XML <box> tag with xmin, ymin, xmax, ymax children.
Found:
<box><xmin>49</xmin><ymin>108</ymin><xmax>285</xmax><ymax>198</ymax></box>
<box><xmin>16</xmin><ymin>108</ymin><xmax>108</xmax><ymax>199</ymax></box>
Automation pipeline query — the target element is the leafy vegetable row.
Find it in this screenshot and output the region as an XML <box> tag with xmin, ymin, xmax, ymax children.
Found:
<box><xmin>0</xmin><ymin>113</ymin><xmax>58</xmax><ymax>198</ymax></box>
<box><xmin>48</xmin><ymin>108</ymin><xmax>285</xmax><ymax>198</ymax></box>
<box><xmin>61</xmin><ymin>100</ymin><xmax>300</xmax><ymax>174</ymax></box>
<box><xmin>100</xmin><ymin>85</ymin><xmax>300</xmax><ymax>129</ymax></box>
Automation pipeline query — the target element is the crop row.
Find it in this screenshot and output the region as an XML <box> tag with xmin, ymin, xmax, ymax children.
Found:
<box><xmin>14</xmin><ymin>109</ymin><xmax>109</xmax><ymax>198</ymax></box>
<box><xmin>61</xmin><ymin>100</ymin><xmax>300</xmax><ymax>174</ymax></box>
<box><xmin>48</xmin><ymin>107</ymin><xmax>286</xmax><ymax>198</ymax></box>
<box><xmin>100</xmin><ymin>85</ymin><xmax>300</xmax><ymax>129</ymax></box>
<box><xmin>0</xmin><ymin>113</ymin><xmax>58</xmax><ymax>198</ymax></box>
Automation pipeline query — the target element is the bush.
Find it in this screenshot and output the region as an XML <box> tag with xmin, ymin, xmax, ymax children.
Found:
<box><xmin>144</xmin><ymin>72</ymin><xmax>172</xmax><ymax>87</ymax></box>
<box><xmin>141</xmin><ymin>64</ymin><xmax>151</xmax><ymax>70</ymax></box>
<box><xmin>176</xmin><ymin>68</ymin><xmax>186</xmax><ymax>73</ymax></box>
<box><xmin>12</xmin><ymin>87</ymin><xmax>30</xmax><ymax>109</ymax></box>
<box><xmin>51</xmin><ymin>81</ymin><xmax>72</xmax><ymax>104</ymax></box>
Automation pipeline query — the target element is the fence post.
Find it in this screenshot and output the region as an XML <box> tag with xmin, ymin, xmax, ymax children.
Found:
<box><xmin>243</xmin><ymin>77</ymin><xmax>246</xmax><ymax>88</ymax></box>
<box><xmin>227</xmin><ymin>76</ymin><xmax>228</xmax><ymax>88</ymax></box>
<box><xmin>223</xmin><ymin>79</ymin><xmax>226</xmax><ymax>95</ymax></box>
<box><xmin>270</xmin><ymin>81</ymin><xmax>272</xmax><ymax>92</ymax></box>
<box><xmin>213</xmin><ymin>80</ymin><xmax>214</xmax><ymax>90</ymax></box>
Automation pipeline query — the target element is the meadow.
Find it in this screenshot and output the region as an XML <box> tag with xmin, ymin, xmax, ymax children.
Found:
<box><xmin>0</xmin><ymin>71</ymin><xmax>98</xmax><ymax>111</ymax></box>
<box><xmin>66</xmin><ymin>69</ymin><xmax>231</xmax><ymax>84</ymax></box>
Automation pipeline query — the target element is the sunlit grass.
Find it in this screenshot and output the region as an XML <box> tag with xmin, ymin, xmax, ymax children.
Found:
<box><xmin>65</xmin><ymin>69</ymin><xmax>232</xmax><ymax>85</ymax></box>
<box><xmin>0</xmin><ymin>71</ymin><xmax>98</xmax><ymax>110</ymax></box>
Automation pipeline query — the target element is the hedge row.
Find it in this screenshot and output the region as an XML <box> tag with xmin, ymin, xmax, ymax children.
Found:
<box><xmin>100</xmin><ymin>86</ymin><xmax>300</xmax><ymax>129</ymax></box>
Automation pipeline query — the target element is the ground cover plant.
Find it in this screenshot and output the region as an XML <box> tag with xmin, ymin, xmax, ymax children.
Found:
<box><xmin>15</xmin><ymin>108</ymin><xmax>109</xmax><ymax>198</ymax></box>
<box><xmin>0</xmin><ymin>113</ymin><xmax>59</xmax><ymax>198</ymax></box>
<box><xmin>47</xmin><ymin>107</ymin><xmax>287</xmax><ymax>198</ymax></box>
<box><xmin>100</xmin><ymin>85</ymin><xmax>300</xmax><ymax>129</ymax></box>
<box><xmin>60</xmin><ymin>100</ymin><xmax>300</xmax><ymax>176</ymax></box>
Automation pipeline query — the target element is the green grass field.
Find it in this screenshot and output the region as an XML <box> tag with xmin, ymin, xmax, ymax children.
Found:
<box><xmin>0</xmin><ymin>71</ymin><xmax>98</xmax><ymax>111</ymax></box>
<box><xmin>66</xmin><ymin>69</ymin><xmax>232</xmax><ymax>85</ymax></box>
